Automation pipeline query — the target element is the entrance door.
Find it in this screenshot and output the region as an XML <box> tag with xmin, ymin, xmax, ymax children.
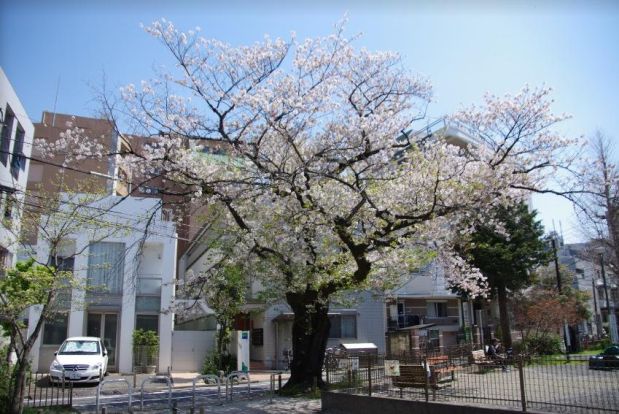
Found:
<box><xmin>87</xmin><ymin>313</ymin><xmax>119</xmax><ymax>371</ymax></box>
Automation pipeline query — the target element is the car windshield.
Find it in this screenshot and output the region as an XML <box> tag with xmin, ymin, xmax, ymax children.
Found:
<box><xmin>59</xmin><ymin>340</ymin><xmax>100</xmax><ymax>355</ymax></box>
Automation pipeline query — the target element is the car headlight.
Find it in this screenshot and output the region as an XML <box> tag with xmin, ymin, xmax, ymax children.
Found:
<box><xmin>90</xmin><ymin>362</ymin><xmax>102</xmax><ymax>370</ymax></box>
<box><xmin>51</xmin><ymin>361</ymin><xmax>63</xmax><ymax>370</ymax></box>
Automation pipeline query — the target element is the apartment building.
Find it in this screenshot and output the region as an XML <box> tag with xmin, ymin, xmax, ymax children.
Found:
<box><xmin>27</xmin><ymin>196</ymin><xmax>177</xmax><ymax>373</ymax></box>
<box><xmin>0</xmin><ymin>67</ymin><xmax>34</xmax><ymax>270</ymax></box>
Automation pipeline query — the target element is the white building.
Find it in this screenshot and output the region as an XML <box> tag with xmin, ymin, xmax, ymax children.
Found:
<box><xmin>176</xmin><ymin>233</ymin><xmax>387</xmax><ymax>371</ymax></box>
<box><xmin>27</xmin><ymin>195</ymin><xmax>177</xmax><ymax>374</ymax></box>
<box><xmin>0</xmin><ymin>67</ymin><xmax>34</xmax><ymax>269</ymax></box>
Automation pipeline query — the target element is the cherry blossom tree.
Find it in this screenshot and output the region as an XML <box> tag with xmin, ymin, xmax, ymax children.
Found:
<box><xmin>44</xmin><ymin>20</ymin><xmax>580</xmax><ymax>389</ymax></box>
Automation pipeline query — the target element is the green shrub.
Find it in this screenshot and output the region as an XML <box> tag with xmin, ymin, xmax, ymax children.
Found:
<box><xmin>133</xmin><ymin>329</ymin><xmax>159</xmax><ymax>366</ymax></box>
<box><xmin>202</xmin><ymin>351</ymin><xmax>237</xmax><ymax>376</ymax></box>
<box><xmin>519</xmin><ymin>334</ymin><xmax>562</xmax><ymax>355</ymax></box>
<box><xmin>0</xmin><ymin>346</ymin><xmax>12</xmax><ymax>408</ymax></box>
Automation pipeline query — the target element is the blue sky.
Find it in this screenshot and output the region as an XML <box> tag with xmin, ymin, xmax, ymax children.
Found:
<box><xmin>2</xmin><ymin>0</ymin><xmax>618</xmax><ymax>242</ymax></box>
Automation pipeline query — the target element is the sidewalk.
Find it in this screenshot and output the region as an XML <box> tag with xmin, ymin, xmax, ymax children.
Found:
<box><xmin>173</xmin><ymin>396</ymin><xmax>321</xmax><ymax>413</ymax></box>
<box><xmin>80</xmin><ymin>372</ymin><xmax>319</xmax><ymax>413</ymax></box>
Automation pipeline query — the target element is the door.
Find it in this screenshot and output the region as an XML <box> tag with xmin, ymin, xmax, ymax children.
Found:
<box><xmin>87</xmin><ymin>313</ymin><xmax>119</xmax><ymax>371</ymax></box>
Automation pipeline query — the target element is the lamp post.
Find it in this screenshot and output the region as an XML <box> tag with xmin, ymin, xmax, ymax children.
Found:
<box><xmin>598</xmin><ymin>253</ymin><xmax>618</xmax><ymax>343</ymax></box>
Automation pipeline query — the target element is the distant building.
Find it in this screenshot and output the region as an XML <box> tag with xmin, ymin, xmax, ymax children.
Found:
<box><xmin>557</xmin><ymin>240</ymin><xmax>618</xmax><ymax>343</ymax></box>
<box><xmin>0</xmin><ymin>67</ymin><xmax>34</xmax><ymax>270</ymax></box>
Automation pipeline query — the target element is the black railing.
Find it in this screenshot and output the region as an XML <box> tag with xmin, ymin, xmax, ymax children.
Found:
<box><xmin>324</xmin><ymin>348</ymin><xmax>619</xmax><ymax>413</ymax></box>
<box><xmin>21</xmin><ymin>372</ymin><xmax>73</xmax><ymax>409</ymax></box>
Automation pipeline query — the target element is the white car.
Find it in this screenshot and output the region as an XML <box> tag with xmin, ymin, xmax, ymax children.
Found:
<box><xmin>50</xmin><ymin>336</ymin><xmax>108</xmax><ymax>383</ymax></box>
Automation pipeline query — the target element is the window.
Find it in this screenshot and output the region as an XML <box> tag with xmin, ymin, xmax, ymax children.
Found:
<box><xmin>138</xmin><ymin>186</ymin><xmax>160</xmax><ymax>195</ymax></box>
<box><xmin>42</xmin><ymin>314</ymin><xmax>68</xmax><ymax>345</ymax></box>
<box><xmin>174</xmin><ymin>315</ymin><xmax>217</xmax><ymax>331</ymax></box>
<box><xmin>328</xmin><ymin>314</ymin><xmax>357</xmax><ymax>339</ymax></box>
<box><xmin>0</xmin><ymin>107</ymin><xmax>14</xmax><ymax>166</ymax></box>
<box><xmin>136</xmin><ymin>296</ymin><xmax>161</xmax><ymax>312</ymax></box>
<box><xmin>136</xmin><ymin>314</ymin><xmax>159</xmax><ymax>334</ymax></box>
<box><xmin>252</xmin><ymin>328</ymin><xmax>264</xmax><ymax>346</ymax></box>
<box><xmin>87</xmin><ymin>242</ymin><xmax>125</xmax><ymax>294</ymax></box>
<box><xmin>0</xmin><ymin>247</ymin><xmax>11</xmax><ymax>277</ymax></box>
<box><xmin>10</xmin><ymin>125</ymin><xmax>26</xmax><ymax>179</ymax></box>
<box><xmin>49</xmin><ymin>256</ymin><xmax>74</xmax><ymax>309</ymax></box>
<box><xmin>427</xmin><ymin>301</ymin><xmax>447</xmax><ymax>318</ymax></box>
<box><xmin>0</xmin><ymin>187</ymin><xmax>16</xmax><ymax>229</ymax></box>
<box><xmin>49</xmin><ymin>255</ymin><xmax>75</xmax><ymax>272</ymax></box>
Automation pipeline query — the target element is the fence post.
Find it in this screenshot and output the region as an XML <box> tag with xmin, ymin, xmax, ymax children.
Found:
<box><xmin>367</xmin><ymin>357</ymin><xmax>372</xmax><ymax>397</ymax></box>
<box><xmin>326</xmin><ymin>359</ymin><xmax>330</xmax><ymax>385</ymax></box>
<box><xmin>423</xmin><ymin>357</ymin><xmax>429</xmax><ymax>403</ymax></box>
<box><xmin>517</xmin><ymin>357</ymin><xmax>527</xmax><ymax>412</ymax></box>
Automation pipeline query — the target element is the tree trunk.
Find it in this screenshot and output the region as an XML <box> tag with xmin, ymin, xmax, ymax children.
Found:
<box><xmin>9</xmin><ymin>359</ymin><xmax>29</xmax><ymax>414</ymax></box>
<box><xmin>283</xmin><ymin>289</ymin><xmax>330</xmax><ymax>391</ymax></box>
<box><xmin>496</xmin><ymin>283</ymin><xmax>513</xmax><ymax>348</ymax></box>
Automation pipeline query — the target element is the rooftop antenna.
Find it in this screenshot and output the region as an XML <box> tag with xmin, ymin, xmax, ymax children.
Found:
<box><xmin>51</xmin><ymin>76</ymin><xmax>61</xmax><ymax>127</ymax></box>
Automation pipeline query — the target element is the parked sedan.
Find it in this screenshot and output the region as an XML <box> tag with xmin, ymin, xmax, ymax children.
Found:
<box><xmin>588</xmin><ymin>345</ymin><xmax>619</xmax><ymax>370</ymax></box>
<box><xmin>50</xmin><ymin>337</ymin><xmax>108</xmax><ymax>383</ymax></box>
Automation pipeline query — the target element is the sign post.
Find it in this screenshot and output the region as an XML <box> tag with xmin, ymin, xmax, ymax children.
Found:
<box><xmin>237</xmin><ymin>330</ymin><xmax>250</xmax><ymax>373</ymax></box>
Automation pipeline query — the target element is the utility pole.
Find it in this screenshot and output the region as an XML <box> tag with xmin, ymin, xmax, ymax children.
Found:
<box><xmin>598</xmin><ymin>253</ymin><xmax>619</xmax><ymax>343</ymax></box>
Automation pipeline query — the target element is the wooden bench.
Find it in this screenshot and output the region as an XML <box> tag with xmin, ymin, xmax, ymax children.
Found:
<box><xmin>391</xmin><ymin>365</ymin><xmax>439</xmax><ymax>400</ymax></box>
<box><xmin>470</xmin><ymin>349</ymin><xmax>500</xmax><ymax>372</ymax></box>
<box><xmin>426</xmin><ymin>356</ymin><xmax>456</xmax><ymax>383</ymax></box>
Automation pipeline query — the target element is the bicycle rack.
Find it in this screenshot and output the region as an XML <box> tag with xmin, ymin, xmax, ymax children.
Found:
<box><xmin>269</xmin><ymin>372</ymin><xmax>283</xmax><ymax>404</ymax></box>
<box><xmin>140</xmin><ymin>375</ymin><xmax>172</xmax><ymax>411</ymax></box>
<box><xmin>191</xmin><ymin>374</ymin><xmax>222</xmax><ymax>410</ymax></box>
<box><xmin>96</xmin><ymin>378</ymin><xmax>132</xmax><ymax>414</ymax></box>
<box><xmin>225</xmin><ymin>371</ymin><xmax>250</xmax><ymax>401</ymax></box>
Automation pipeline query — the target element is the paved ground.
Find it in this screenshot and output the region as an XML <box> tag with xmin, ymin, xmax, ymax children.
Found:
<box><xmin>141</xmin><ymin>396</ymin><xmax>322</xmax><ymax>413</ymax></box>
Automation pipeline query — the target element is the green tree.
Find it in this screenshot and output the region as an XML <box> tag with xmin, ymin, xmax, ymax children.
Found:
<box><xmin>0</xmin><ymin>260</ymin><xmax>70</xmax><ymax>414</ymax></box>
<box><xmin>513</xmin><ymin>266</ymin><xmax>590</xmax><ymax>352</ymax></box>
<box><xmin>461</xmin><ymin>202</ymin><xmax>551</xmax><ymax>347</ymax></box>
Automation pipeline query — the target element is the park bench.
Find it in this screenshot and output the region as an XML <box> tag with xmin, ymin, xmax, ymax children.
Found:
<box><xmin>391</xmin><ymin>364</ymin><xmax>440</xmax><ymax>400</ymax></box>
<box><xmin>426</xmin><ymin>355</ymin><xmax>456</xmax><ymax>382</ymax></box>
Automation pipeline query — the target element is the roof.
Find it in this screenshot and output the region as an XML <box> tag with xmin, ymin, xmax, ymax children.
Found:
<box><xmin>340</xmin><ymin>343</ymin><xmax>378</xmax><ymax>350</ymax></box>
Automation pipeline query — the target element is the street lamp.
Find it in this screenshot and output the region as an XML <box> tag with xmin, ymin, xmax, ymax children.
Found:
<box><xmin>598</xmin><ymin>252</ymin><xmax>619</xmax><ymax>343</ymax></box>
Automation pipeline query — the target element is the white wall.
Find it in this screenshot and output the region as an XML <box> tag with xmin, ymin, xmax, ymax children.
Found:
<box><xmin>171</xmin><ymin>331</ymin><xmax>216</xmax><ymax>372</ymax></box>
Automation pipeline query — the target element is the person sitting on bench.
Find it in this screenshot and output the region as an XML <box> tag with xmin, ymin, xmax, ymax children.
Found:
<box><xmin>487</xmin><ymin>338</ymin><xmax>507</xmax><ymax>371</ymax></box>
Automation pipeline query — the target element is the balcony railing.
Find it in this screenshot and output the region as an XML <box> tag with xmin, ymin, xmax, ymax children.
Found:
<box><xmin>391</xmin><ymin>314</ymin><xmax>460</xmax><ymax>330</ymax></box>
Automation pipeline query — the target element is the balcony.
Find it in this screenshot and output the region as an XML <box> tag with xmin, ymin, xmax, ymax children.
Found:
<box><xmin>389</xmin><ymin>314</ymin><xmax>459</xmax><ymax>330</ymax></box>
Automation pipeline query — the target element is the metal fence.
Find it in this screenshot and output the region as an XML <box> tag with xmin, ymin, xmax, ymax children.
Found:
<box><xmin>21</xmin><ymin>372</ymin><xmax>73</xmax><ymax>409</ymax></box>
<box><xmin>324</xmin><ymin>350</ymin><xmax>619</xmax><ymax>413</ymax></box>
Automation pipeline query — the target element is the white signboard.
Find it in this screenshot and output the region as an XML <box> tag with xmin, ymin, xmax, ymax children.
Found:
<box><xmin>236</xmin><ymin>330</ymin><xmax>250</xmax><ymax>373</ymax></box>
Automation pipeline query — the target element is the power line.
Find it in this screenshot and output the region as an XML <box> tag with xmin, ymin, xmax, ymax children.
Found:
<box><xmin>0</xmin><ymin>148</ymin><xmax>207</xmax><ymax>233</ymax></box>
